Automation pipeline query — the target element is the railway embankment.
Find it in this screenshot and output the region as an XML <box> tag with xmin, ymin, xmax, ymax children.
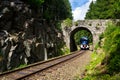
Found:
<box><xmin>26</xmin><ymin>50</ymin><xmax>92</xmax><ymax>80</ymax></box>
<box><xmin>0</xmin><ymin>51</ymin><xmax>92</xmax><ymax>80</ymax></box>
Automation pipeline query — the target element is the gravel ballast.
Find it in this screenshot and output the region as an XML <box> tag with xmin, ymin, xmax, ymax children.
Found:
<box><xmin>26</xmin><ymin>50</ymin><xmax>92</xmax><ymax>80</ymax></box>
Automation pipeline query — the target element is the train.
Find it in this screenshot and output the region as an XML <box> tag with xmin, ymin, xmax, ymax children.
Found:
<box><xmin>80</xmin><ymin>37</ymin><xmax>89</xmax><ymax>50</ymax></box>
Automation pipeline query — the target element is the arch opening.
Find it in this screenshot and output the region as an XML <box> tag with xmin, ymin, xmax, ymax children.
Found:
<box><xmin>70</xmin><ymin>27</ymin><xmax>93</xmax><ymax>52</ymax></box>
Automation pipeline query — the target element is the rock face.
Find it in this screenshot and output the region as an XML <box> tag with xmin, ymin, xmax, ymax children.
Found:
<box><xmin>0</xmin><ymin>0</ymin><xmax>64</xmax><ymax>72</ymax></box>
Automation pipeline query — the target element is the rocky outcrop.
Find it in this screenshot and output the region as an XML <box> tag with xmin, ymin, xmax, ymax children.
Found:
<box><xmin>0</xmin><ymin>0</ymin><xmax>64</xmax><ymax>72</ymax></box>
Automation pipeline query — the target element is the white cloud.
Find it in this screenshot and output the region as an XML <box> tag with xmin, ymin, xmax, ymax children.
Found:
<box><xmin>72</xmin><ymin>0</ymin><xmax>96</xmax><ymax>21</ymax></box>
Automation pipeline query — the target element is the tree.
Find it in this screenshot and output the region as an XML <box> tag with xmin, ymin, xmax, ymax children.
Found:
<box><xmin>85</xmin><ymin>0</ymin><xmax>120</xmax><ymax>19</ymax></box>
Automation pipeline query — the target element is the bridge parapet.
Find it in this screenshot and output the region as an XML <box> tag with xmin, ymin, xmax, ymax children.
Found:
<box><xmin>76</xmin><ymin>20</ymin><xmax>109</xmax><ymax>27</ymax></box>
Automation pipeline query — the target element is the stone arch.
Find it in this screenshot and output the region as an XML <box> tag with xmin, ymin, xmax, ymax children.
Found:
<box><xmin>70</xmin><ymin>26</ymin><xmax>93</xmax><ymax>52</ymax></box>
<box><xmin>62</xmin><ymin>20</ymin><xmax>108</xmax><ymax>52</ymax></box>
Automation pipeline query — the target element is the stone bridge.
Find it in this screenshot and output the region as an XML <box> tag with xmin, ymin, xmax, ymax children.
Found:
<box><xmin>62</xmin><ymin>20</ymin><xmax>111</xmax><ymax>52</ymax></box>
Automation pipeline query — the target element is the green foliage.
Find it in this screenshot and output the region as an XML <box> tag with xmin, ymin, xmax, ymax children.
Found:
<box><xmin>26</xmin><ymin>0</ymin><xmax>72</xmax><ymax>29</ymax></box>
<box><xmin>110</xmin><ymin>73</ymin><xmax>120</xmax><ymax>80</ymax></box>
<box><xmin>82</xmin><ymin>51</ymin><xmax>106</xmax><ymax>80</ymax></box>
<box><xmin>56</xmin><ymin>22</ymin><xmax>62</xmax><ymax>30</ymax></box>
<box><xmin>61</xmin><ymin>46</ymin><xmax>70</xmax><ymax>55</ymax></box>
<box><xmin>27</xmin><ymin>0</ymin><xmax>44</xmax><ymax>7</ymax></box>
<box><xmin>83</xmin><ymin>72</ymin><xmax>120</xmax><ymax>80</ymax></box>
<box><xmin>103</xmin><ymin>23</ymin><xmax>116</xmax><ymax>52</ymax></box>
<box><xmin>94</xmin><ymin>42</ymin><xmax>99</xmax><ymax>50</ymax></box>
<box><xmin>63</xmin><ymin>18</ymin><xmax>72</xmax><ymax>27</ymax></box>
<box><xmin>16</xmin><ymin>64</ymin><xmax>27</xmax><ymax>69</ymax></box>
<box><xmin>83</xmin><ymin>74</ymin><xmax>111</xmax><ymax>80</ymax></box>
<box><xmin>108</xmin><ymin>56</ymin><xmax>120</xmax><ymax>74</ymax></box>
<box><xmin>74</xmin><ymin>21</ymin><xmax>79</xmax><ymax>26</ymax></box>
<box><xmin>42</xmin><ymin>0</ymin><xmax>72</xmax><ymax>21</ymax></box>
<box><xmin>103</xmin><ymin>23</ymin><xmax>120</xmax><ymax>74</ymax></box>
<box><xmin>57</xmin><ymin>46</ymin><xmax>70</xmax><ymax>56</ymax></box>
<box><xmin>86</xmin><ymin>51</ymin><xmax>105</xmax><ymax>73</ymax></box>
<box><xmin>85</xmin><ymin>0</ymin><xmax>120</xmax><ymax>19</ymax></box>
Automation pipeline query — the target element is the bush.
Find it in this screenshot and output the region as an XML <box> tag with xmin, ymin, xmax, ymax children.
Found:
<box><xmin>103</xmin><ymin>23</ymin><xmax>120</xmax><ymax>74</ymax></box>
<box><xmin>108</xmin><ymin>56</ymin><xmax>120</xmax><ymax>74</ymax></box>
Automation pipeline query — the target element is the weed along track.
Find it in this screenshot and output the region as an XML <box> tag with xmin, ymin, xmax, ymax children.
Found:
<box><xmin>0</xmin><ymin>51</ymin><xmax>85</xmax><ymax>80</ymax></box>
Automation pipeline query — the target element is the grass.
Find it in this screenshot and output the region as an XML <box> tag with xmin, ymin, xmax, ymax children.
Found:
<box><xmin>12</xmin><ymin>64</ymin><xmax>28</xmax><ymax>71</ymax></box>
<box><xmin>17</xmin><ymin>64</ymin><xmax>27</xmax><ymax>69</ymax></box>
<box><xmin>81</xmin><ymin>49</ymin><xmax>107</xmax><ymax>80</ymax></box>
<box><xmin>61</xmin><ymin>46</ymin><xmax>70</xmax><ymax>55</ymax></box>
<box><xmin>86</xmin><ymin>50</ymin><xmax>105</xmax><ymax>72</ymax></box>
<box><xmin>73</xmin><ymin>47</ymin><xmax>106</xmax><ymax>80</ymax></box>
<box><xmin>73</xmin><ymin>45</ymin><xmax>106</xmax><ymax>80</ymax></box>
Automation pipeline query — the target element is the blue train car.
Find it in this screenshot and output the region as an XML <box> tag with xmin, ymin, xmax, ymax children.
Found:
<box><xmin>80</xmin><ymin>37</ymin><xmax>89</xmax><ymax>50</ymax></box>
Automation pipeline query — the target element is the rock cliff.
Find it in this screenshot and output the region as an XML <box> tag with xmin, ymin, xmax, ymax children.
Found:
<box><xmin>0</xmin><ymin>0</ymin><xmax>64</xmax><ymax>72</ymax></box>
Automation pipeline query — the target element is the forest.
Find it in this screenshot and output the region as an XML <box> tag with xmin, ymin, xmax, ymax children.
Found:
<box><xmin>85</xmin><ymin>0</ymin><xmax>120</xmax><ymax>19</ymax></box>
<box><xmin>27</xmin><ymin>0</ymin><xmax>72</xmax><ymax>21</ymax></box>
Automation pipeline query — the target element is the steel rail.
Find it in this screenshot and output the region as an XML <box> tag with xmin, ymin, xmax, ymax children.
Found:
<box><xmin>0</xmin><ymin>50</ymin><xmax>85</xmax><ymax>80</ymax></box>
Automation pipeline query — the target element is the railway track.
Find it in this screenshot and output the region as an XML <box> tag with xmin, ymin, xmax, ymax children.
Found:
<box><xmin>0</xmin><ymin>50</ymin><xmax>85</xmax><ymax>80</ymax></box>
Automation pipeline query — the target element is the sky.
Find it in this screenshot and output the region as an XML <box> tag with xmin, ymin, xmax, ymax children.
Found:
<box><xmin>69</xmin><ymin>0</ymin><xmax>96</xmax><ymax>21</ymax></box>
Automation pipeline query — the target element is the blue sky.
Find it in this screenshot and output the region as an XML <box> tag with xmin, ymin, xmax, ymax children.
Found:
<box><xmin>69</xmin><ymin>0</ymin><xmax>89</xmax><ymax>10</ymax></box>
<box><xmin>69</xmin><ymin>0</ymin><xmax>96</xmax><ymax>21</ymax></box>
